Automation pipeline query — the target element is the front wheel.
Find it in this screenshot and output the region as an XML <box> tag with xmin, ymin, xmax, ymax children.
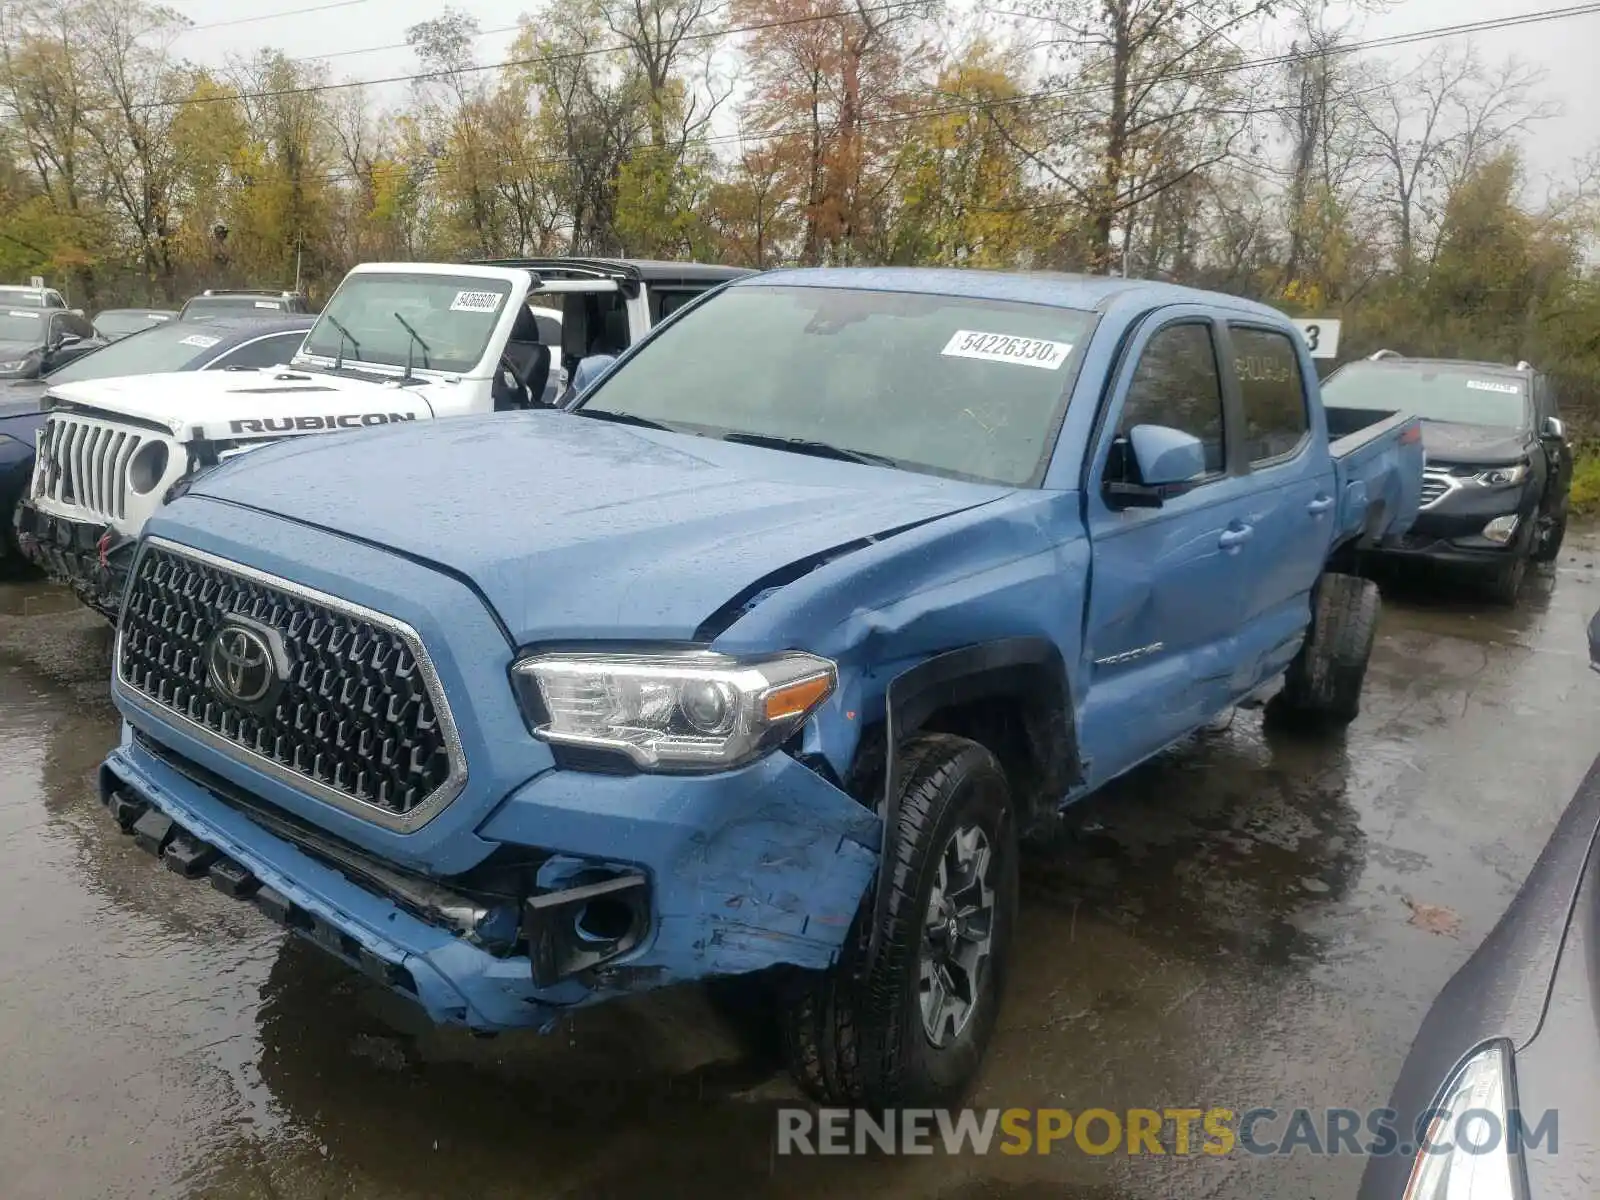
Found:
<box><xmin>779</xmin><ymin>733</ymin><xmax>1019</xmax><ymax>1107</ymax></box>
<box><xmin>1531</xmin><ymin>512</ymin><xmax>1567</xmax><ymax>564</ymax></box>
<box><xmin>1486</xmin><ymin>553</ymin><xmax>1527</xmax><ymax>606</ymax></box>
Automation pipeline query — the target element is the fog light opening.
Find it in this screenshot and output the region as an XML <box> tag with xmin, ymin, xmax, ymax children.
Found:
<box><xmin>574</xmin><ymin>897</ymin><xmax>636</xmax><ymax>944</ymax></box>
<box><xmin>1483</xmin><ymin>514</ymin><xmax>1520</xmax><ymax>544</ymax></box>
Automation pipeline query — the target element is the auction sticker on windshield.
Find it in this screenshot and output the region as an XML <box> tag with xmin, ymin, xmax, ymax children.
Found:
<box><xmin>1466</xmin><ymin>380</ymin><xmax>1521</xmax><ymax>394</ymax></box>
<box><xmin>942</xmin><ymin>330</ymin><xmax>1072</xmax><ymax>370</ymax></box>
<box><xmin>7</xmin><ymin>310</ymin><xmax>39</xmax><ymax>320</ymax></box>
<box><xmin>180</xmin><ymin>334</ymin><xmax>220</xmax><ymax>348</ymax></box>
<box><xmin>451</xmin><ymin>290</ymin><xmax>504</xmax><ymax>314</ymax></box>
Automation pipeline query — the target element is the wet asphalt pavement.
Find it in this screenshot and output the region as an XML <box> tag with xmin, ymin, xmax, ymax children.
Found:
<box><xmin>3</xmin><ymin>538</ymin><xmax>1600</xmax><ymax>1200</ymax></box>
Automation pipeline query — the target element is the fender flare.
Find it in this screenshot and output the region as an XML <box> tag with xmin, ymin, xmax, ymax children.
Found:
<box><xmin>861</xmin><ymin>636</ymin><xmax>1076</xmax><ymax>972</ymax></box>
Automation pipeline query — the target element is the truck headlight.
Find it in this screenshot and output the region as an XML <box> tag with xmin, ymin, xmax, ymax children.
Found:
<box><xmin>1473</xmin><ymin>464</ymin><xmax>1527</xmax><ymax>487</ymax></box>
<box><xmin>511</xmin><ymin>650</ymin><xmax>836</xmax><ymax>771</ymax></box>
<box><xmin>1403</xmin><ymin>1043</ymin><xmax>1521</xmax><ymax>1200</ymax></box>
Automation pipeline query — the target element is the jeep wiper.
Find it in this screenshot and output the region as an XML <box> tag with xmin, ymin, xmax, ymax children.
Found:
<box><xmin>321</xmin><ymin>313</ymin><xmax>360</xmax><ymax>371</ymax></box>
<box><xmin>719</xmin><ymin>432</ymin><xmax>899</xmax><ymax>468</ymax></box>
<box><xmin>577</xmin><ymin>408</ymin><xmax>674</xmax><ymax>431</ymax></box>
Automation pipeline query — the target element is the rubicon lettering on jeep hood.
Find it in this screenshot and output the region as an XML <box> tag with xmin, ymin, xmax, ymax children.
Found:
<box><xmin>229</xmin><ymin>413</ymin><xmax>419</xmax><ymax>434</ymax></box>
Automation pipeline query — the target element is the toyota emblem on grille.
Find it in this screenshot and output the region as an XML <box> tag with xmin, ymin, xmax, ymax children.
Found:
<box><xmin>205</xmin><ymin>618</ymin><xmax>287</xmax><ymax>711</ymax></box>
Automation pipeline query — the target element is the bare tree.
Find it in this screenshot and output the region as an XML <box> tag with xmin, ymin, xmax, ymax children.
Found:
<box><xmin>1008</xmin><ymin>0</ymin><xmax>1280</xmax><ymax>273</ymax></box>
<box><xmin>1356</xmin><ymin>44</ymin><xmax>1549</xmax><ymax>280</ymax></box>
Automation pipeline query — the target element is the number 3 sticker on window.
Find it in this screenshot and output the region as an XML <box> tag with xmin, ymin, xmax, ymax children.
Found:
<box><xmin>941</xmin><ymin>330</ymin><xmax>1073</xmax><ymax>370</ymax></box>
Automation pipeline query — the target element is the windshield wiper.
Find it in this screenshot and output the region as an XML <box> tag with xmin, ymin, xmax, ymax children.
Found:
<box><xmin>392</xmin><ymin>311</ymin><xmax>431</xmax><ymax>381</ymax></box>
<box><xmin>576</xmin><ymin>408</ymin><xmax>674</xmax><ymax>431</ymax></box>
<box><xmin>719</xmin><ymin>432</ymin><xmax>899</xmax><ymax>468</ymax></box>
<box><xmin>321</xmin><ymin>313</ymin><xmax>360</xmax><ymax>371</ymax></box>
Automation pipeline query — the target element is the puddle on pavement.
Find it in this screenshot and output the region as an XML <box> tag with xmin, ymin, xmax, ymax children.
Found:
<box><xmin>2</xmin><ymin>538</ymin><xmax>1600</xmax><ymax>1198</ymax></box>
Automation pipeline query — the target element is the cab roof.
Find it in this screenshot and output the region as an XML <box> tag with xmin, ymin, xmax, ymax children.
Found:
<box><xmin>741</xmin><ymin>266</ymin><xmax>1291</xmax><ymax>321</ymax></box>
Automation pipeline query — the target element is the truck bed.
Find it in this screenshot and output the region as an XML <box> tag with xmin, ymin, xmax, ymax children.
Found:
<box><xmin>1325</xmin><ymin>405</ymin><xmax>1425</xmax><ymax>548</ymax></box>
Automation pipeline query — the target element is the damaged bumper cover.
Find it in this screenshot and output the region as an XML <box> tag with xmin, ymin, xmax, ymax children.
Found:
<box><xmin>103</xmin><ymin>726</ymin><xmax>879</xmax><ymax>1030</ymax></box>
<box><xmin>14</xmin><ymin>502</ymin><xmax>133</xmax><ymax>616</ymax></box>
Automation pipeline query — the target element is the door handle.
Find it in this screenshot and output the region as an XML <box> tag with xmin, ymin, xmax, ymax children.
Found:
<box><xmin>1307</xmin><ymin>495</ymin><xmax>1334</xmax><ymax>515</ymax></box>
<box><xmin>1218</xmin><ymin>524</ymin><xmax>1254</xmax><ymax>551</ymax></box>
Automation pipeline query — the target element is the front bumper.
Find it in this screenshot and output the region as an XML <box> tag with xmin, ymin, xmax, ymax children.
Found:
<box><xmin>1366</xmin><ymin>489</ymin><xmax>1534</xmax><ymax>572</ymax></box>
<box><xmin>13</xmin><ymin>502</ymin><xmax>134</xmax><ymax>614</ymax></box>
<box><xmin>101</xmin><ymin>723</ymin><xmax>879</xmax><ymax>1031</ymax></box>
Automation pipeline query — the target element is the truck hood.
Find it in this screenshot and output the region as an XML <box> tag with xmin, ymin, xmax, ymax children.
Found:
<box><xmin>1421</xmin><ymin>420</ymin><xmax>1529</xmax><ymax>466</ymax></box>
<box><xmin>187</xmin><ymin>411</ymin><xmax>1011</xmax><ymax>643</ymax></box>
<box><xmin>45</xmin><ymin>369</ymin><xmax>438</xmax><ymax>440</ymax></box>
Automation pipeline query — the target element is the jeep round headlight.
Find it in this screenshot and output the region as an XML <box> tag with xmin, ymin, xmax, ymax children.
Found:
<box><xmin>511</xmin><ymin>650</ymin><xmax>836</xmax><ymax>771</ymax></box>
<box><xmin>127</xmin><ymin>441</ymin><xmax>169</xmax><ymax>494</ymax></box>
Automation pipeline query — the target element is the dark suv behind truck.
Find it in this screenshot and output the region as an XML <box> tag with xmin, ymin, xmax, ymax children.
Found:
<box><xmin>1322</xmin><ymin>352</ymin><xmax>1572</xmax><ymax>604</ymax></box>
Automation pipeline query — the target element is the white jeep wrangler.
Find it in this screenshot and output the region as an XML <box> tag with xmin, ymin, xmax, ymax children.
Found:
<box><xmin>16</xmin><ymin>257</ymin><xmax>749</xmax><ymax>616</ymax></box>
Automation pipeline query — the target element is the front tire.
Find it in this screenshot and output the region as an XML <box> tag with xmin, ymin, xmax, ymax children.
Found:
<box><xmin>1531</xmin><ymin>512</ymin><xmax>1567</xmax><ymax>564</ymax></box>
<box><xmin>779</xmin><ymin>733</ymin><xmax>1019</xmax><ymax>1107</ymax></box>
<box><xmin>1271</xmin><ymin>572</ymin><xmax>1380</xmax><ymax>727</ymax></box>
<box><xmin>1487</xmin><ymin>553</ymin><xmax>1527</xmax><ymax>606</ymax></box>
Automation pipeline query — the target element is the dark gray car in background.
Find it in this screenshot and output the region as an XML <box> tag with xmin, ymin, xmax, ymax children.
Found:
<box><xmin>1358</xmin><ymin>624</ymin><xmax>1600</xmax><ymax>1198</ymax></box>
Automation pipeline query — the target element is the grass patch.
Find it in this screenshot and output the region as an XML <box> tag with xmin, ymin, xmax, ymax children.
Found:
<box><xmin>1573</xmin><ymin>444</ymin><xmax>1600</xmax><ymax>516</ymax></box>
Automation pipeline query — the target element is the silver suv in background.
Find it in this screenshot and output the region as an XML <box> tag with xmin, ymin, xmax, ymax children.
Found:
<box><xmin>179</xmin><ymin>289</ymin><xmax>311</xmax><ymax>320</ymax></box>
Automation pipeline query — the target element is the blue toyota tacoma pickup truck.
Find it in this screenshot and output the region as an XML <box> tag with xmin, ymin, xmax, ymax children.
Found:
<box><xmin>96</xmin><ymin>269</ymin><xmax>1422</xmax><ymax>1105</ymax></box>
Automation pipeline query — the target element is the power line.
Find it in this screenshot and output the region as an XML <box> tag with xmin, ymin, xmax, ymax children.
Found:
<box><xmin>104</xmin><ymin>0</ymin><xmax>927</xmax><ymax>112</ymax></box>
<box><xmin>177</xmin><ymin>0</ymin><xmax>373</xmax><ymax>36</ymax></box>
<box><xmin>186</xmin><ymin>0</ymin><xmax>1579</xmax><ymax>195</ymax></box>
<box><xmin>103</xmin><ymin>0</ymin><xmax>1600</xmax><ymax>118</ymax></box>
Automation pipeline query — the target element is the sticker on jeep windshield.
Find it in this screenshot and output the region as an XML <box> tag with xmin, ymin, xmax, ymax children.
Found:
<box><xmin>450</xmin><ymin>290</ymin><xmax>504</xmax><ymax>314</ymax></box>
<box><xmin>228</xmin><ymin>412</ymin><xmax>419</xmax><ymax>434</ymax></box>
<box><xmin>1466</xmin><ymin>379</ymin><xmax>1521</xmax><ymax>394</ymax></box>
<box><xmin>941</xmin><ymin>330</ymin><xmax>1072</xmax><ymax>370</ymax></box>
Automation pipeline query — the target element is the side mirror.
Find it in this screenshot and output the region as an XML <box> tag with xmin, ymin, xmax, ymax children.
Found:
<box><xmin>1129</xmin><ymin>424</ymin><xmax>1207</xmax><ymax>485</ymax></box>
<box><xmin>1543</xmin><ymin>416</ymin><xmax>1565</xmax><ymax>440</ymax></box>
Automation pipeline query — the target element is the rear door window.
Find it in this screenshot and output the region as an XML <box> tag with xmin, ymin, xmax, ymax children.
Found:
<box><xmin>209</xmin><ymin>331</ymin><xmax>305</xmax><ymax>370</ymax></box>
<box><xmin>1230</xmin><ymin>326</ymin><xmax>1310</xmax><ymax>465</ymax></box>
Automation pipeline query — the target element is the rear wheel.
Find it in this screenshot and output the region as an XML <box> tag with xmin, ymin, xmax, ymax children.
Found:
<box><xmin>1271</xmin><ymin>572</ymin><xmax>1380</xmax><ymax>727</ymax></box>
<box><xmin>779</xmin><ymin>733</ymin><xmax>1018</xmax><ymax>1107</ymax></box>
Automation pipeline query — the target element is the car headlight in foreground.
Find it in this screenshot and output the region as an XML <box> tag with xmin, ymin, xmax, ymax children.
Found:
<box><xmin>1403</xmin><ymin>1042</ymin><xmax>1523</xmax><ymax>1200</ymax></box>
<box><xmin>511</xmin><ymin>650</ymin><xmax>836</xmax><ymax>771</ymax></box>
<box><xmin>0</xmin><ymin>359</ymin><xmax>28</xmax><ymax>373</ymax></box>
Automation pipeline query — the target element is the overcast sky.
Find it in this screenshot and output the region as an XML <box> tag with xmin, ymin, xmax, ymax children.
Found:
<box><xmin>169</xmin><ymin>0</ymin><xmax>1600</xmax><ymax>185</ymax></box>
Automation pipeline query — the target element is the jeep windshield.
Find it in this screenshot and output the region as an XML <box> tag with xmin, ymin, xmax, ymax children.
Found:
<box><xmin>301</xmin><ymin>272</ymin><xmax>512</xmax><ymax>375</ymax></box>
<box><xmin>1324</xmin><ymin>362</ymin><xmax>1529</xmax><ymax>430</ymax></box>
<box><xmin>575</xmin><ymin>284</ymin><xmax>1094</xmax><ymax>486</ymax></box>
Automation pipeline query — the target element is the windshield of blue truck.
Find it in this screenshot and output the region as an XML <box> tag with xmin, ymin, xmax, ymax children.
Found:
<box><xmin>302</xmin><ymin>273</ymin><xmax>512</xmax><ymax>375</ymax></box>
<box><xmin>575</xmin><ymin>284</ymin><xmax>1095</xmax><ymax>486</ymax></box>
<box><xmin>1323</xmin><ymin>362</ymin><xmax>1529</xmax><ymax>429</ymax></box>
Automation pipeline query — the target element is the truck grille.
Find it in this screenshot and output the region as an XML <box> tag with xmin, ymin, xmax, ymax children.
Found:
<box><xmin>117</xmin><ymin>541</ymin><xmax>466</xmax><ymax>829</ymax></box>
<box><xmin>33</xmin><ymin>412</ymin><xmax>148</xmax><ymax>522</ymax></box>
